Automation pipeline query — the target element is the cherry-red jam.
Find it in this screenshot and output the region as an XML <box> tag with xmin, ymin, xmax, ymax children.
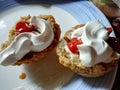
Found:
<box><xmin>67</xmin><ymin>38</ymin><xmax>83</xmax><ymax>54</ymax></box>
<box><xmin>16</xmin><ymin>21</ymin><xmax>34</xmax><ymax>35</ymax></box>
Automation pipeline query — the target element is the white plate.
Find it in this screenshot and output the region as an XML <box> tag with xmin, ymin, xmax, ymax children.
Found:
<box><xmin>0</xmin><ymin>0</ymin><xmax>117</xmax><ymax>90</ymax></box>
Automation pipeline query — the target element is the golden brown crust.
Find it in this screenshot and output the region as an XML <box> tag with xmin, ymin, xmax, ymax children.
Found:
<box><xmin>0</xmin><ymin>15</ymin><xmax>61</xmax><ymax>65</ymax></box>
<box><xmin>56</xmin><ymin>24</ymin><xmax>119</xmax><ymax>78</ymax></box>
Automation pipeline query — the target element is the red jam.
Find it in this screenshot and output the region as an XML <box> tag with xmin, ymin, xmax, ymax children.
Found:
<box><xmin>106</xmin><ymin>27</ymin><xmax>112</xmax><ymax>35</ymax></box>
<box><xmin>67</xmin><ymin>38</ymin><xmax>83</xmax><ymax>54</ymax></box>
<box><xmin>16</xmin><ymin>21</ymin><xmax>34</xmax><ymax>35</ymax></box>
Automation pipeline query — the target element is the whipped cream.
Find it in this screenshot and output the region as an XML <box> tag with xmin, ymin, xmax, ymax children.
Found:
<box><xmin>0</xmin><ymin>16</ymin><xmax>54</xmax><ymax>66</ymax></box>
<box><xmin>65</xmin><ymin>20</ymin><xmax>119</xmax><ymax>67</ymax></box>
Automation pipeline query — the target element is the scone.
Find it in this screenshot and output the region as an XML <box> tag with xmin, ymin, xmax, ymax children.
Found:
<box><xmin>56</xmin><ymin>20</ymin><xmax>120</xmax><ymax>77</ymax></box>
<box><xmin>0</xmin><ymin>15</ymin><xmax>61</xmax><ymax>66</ymax></box>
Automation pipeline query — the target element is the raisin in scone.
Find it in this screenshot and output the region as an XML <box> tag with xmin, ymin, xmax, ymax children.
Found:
<box><xmin>56</xmin><ymin>20</ymin><xmax>120</xmax><ymax>77</ymax></box>
<box><xmin>0</xmin><ymin>15</ymin><xmax>61</xmax><ymax>65</ymax></box>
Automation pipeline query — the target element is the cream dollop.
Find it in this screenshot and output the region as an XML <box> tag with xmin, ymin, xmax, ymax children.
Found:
<box><xmin>65</xmin><ymin>20</ymin><xmax>119</xmax><ymax>67</ymax></box>
<box><xmin>0</xmin><ymin>16</ymin><xmax>54</xmax><ymax>66</ymax></box>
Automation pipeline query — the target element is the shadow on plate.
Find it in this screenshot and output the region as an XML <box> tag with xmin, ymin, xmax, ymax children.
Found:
<box><xmin>15</xmin><ymin>0</ymin><xmax>84</xmax><ymax>4</ymax></box>
<box><xmin>63</xmin><ymin>69</ymin><xmax>116</xmax><ymax>90</ymax></box>
<box><xmin>23</xmin><ymin>49</ymin><xmax>74</xmax><ymax>90</ymax></box>
<box><xmin>22</xmin><ymin>48</ymin><xmax>116</xmax><ymax>90</ymax></box>
<box><xmin>1</xmin><ymin>50</ymin><xmax>115</xmax><ymax>90</ymax></box>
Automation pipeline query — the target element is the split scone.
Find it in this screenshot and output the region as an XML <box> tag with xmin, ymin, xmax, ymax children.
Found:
<box><xmin>0</xmin><ymin>15</ymin><xmax>61</xmax><ymax>66</ymax></box>
<box><xmin>56</xmin><ymin>20</ymin><xmax>120</xmax><ymax>77</ymax></box>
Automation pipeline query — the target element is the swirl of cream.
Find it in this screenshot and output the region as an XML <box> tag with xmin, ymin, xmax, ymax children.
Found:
<box><xmin>0</xmin><ymin>16</ymin><xmax>54</xmax><ymax>66</ymax></box>
<box><xmin>65</xmin><ymin>20</ymin><xmax>119</xmax><ymax>67</ymax></box>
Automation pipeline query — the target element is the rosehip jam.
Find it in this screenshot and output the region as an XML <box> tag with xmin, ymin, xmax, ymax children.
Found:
<box><xmin>16</xmin><ymin>21</ymin><xmax>34</xmax><ymax>35</ymax></box>
<box><xmin>106</xmin><ymin>27</ymin><xmax>112</xmax><ymax>35</ymax></box>
<box><xmin>67</xmin><ymin>38</ymin><xmax>83</xmax><ymax>54</ymax></box>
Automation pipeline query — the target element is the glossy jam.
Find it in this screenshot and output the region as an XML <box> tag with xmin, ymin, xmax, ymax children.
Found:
<box><xmin>67</xmin><ymin>38</ymin><xmax>83</xmax><ymax>54</ymax></box>
<box><xmin>16</xmin><ymin>21</ymin><xmax>34</xmax><ymax>35</ymax></box>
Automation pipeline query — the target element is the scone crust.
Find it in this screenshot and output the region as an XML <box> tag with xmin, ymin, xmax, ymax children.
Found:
<box><xmin>56</xmin><ymin>24</ymin><xmax>118</xmax><ymax>77</ymax></box>
<box><xmin>0</xmin><ymin>15</ymin><xmax>61</xmax><ymax>65</ymax></box>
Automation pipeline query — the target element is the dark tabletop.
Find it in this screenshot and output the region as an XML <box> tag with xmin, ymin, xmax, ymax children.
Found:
<box><xmin>107</xmin><ymin>17</ymin><xmax>120</xmax><ymax>90</ymax></box>
<box><xmin>112</xmin><ymin>62</ymin><xmax>120</xmax><ymax>90</ymax></box>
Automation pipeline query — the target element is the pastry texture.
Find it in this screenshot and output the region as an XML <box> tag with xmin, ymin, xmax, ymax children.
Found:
<box><xmin>0</xmin><ymin>15</ymin><xmax>61</xmax><ymax>65</ymax></box>
<box><xmin>56</xmin><ymin>24</ymin><xmax>119</xmax><ymax>77</ymax></box>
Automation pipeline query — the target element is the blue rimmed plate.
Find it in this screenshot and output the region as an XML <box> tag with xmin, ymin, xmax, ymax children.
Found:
<box><xmin>0</xmin><ymin>0</ymin><xmax>117</xmax><ymax>90</ymax></box>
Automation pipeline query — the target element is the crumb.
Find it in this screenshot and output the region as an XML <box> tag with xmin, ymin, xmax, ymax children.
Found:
<box><xmin>19</xmin><ymin>73</ymin><xmax>26</xmax><ymax>79</ymax></box>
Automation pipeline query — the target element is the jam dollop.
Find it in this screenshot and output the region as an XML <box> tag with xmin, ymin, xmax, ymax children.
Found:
<box><xmin>67</xmin><ymin>38</ymin><xmax>83</xmax><ymax>54</ymax></box>
<box><xmin>16</xmin><ymin>21</ymin><xmax>34</xmax><ymax>35</ymax></box>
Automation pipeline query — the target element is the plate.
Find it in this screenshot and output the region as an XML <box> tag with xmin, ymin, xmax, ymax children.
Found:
<box><xmin>0</xmin><ymin>0</ymin><xmax>117</xmax><ymax>90</ymax></box>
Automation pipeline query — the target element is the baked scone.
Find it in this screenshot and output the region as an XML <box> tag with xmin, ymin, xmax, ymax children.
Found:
<box><xmin>56</xmin><ymin>20</ymin><xmax>120</xmax><ymax>77</ymax></box>
<box><xmin>0</xmin><ymin>15</ymin><xmax>61</xmax><ymax>65</ymax></box>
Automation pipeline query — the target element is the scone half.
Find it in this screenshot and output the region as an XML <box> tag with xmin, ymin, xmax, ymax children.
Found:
<box><xmin>0</xmin><ymin>15</ymin><xmax>61</xmax><ymax>65</ymax></box>
<box><xmin>56</xmin><ymin>24</ymin><xmax>119</xmax><ymax>78</ymax></box>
